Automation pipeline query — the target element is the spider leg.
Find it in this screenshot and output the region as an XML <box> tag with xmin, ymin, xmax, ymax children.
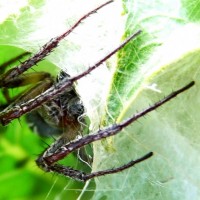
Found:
<box><xmin>0</xmin><ymin>72</ymin><xmax>53</xmax><ymax>112</ymax></box>
<box><xmin>0</xmin><ymin>52</ymin><xmax>30</xmax><ymax>73</ymax></box>
<box><xmin>1</xmin><ymin>72</ymin><xmax>52</xmax><ymax>88</ymax></box>
<box><xmin>0</xmin><ymin>52</ymin><xmax>30</xmax><ymax>102</ymax></box>
<box><xmin>80</xmin><ymin>152</ymin><xmax>153</xmax><ymax>181</ymax></box>
<box><xmin>36</xmin><ymin>151</ymin><xmax>153</xmax><ymax>182</ymax></box>
<box><xmin>36</xmin><ymin>81</ymin><xmax>194</xmax><ymax>181</ymax></box>
<box><xmin>3</xmin><ymin>75</ymin><xmax>54</xmax><ymax>110</ymax></box>
<box><xmin>0</xmin><ymin>0</ymin><xmax>113</xmax><ymax>86</ymax></box>
<box><xmin>0</xmin><ymin>30</ymin><xmax>141</xmax><ymax>125</ymax></box>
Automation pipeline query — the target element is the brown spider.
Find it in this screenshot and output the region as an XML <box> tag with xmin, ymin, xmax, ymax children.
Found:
<box><xmin>0</xmin><ymin>0</ymin><xmax>194</xmax><ymax>182</ymax></box>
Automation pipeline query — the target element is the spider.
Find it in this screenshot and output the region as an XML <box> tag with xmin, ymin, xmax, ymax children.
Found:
<box><xmin>0</xmin><ymin>0</ymin><xmax>194</xmax><ymax>182</ymax></box>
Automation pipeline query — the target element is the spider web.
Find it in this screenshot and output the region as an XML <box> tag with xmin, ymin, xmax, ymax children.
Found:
<box><xmin>1</xmin><ymin>0</ymin><xmax>200</xmax><ymax>200</ymax></box>
<box><xmin>90</xmin><ymin>0</ymin><xmax>200</xmax><ymax>199</ymax></box>
<box><xmin>0</xmin><ymin>0</ymin><xmax>125</xmax><ymax>199</ymax></box>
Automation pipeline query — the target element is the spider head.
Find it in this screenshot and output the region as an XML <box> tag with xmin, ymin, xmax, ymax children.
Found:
<box><xmin>67</xmin><ymin>101</ymin><xmax>84</xmax><ymax>118</ymax></box>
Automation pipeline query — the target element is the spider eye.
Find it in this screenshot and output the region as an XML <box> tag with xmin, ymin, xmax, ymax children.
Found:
<box><xmin>48</xmin><ymin>106</ymin><xmax>60</xmax><ymax>117</ymax></box>
<box><xmin>68</xmin><ymin>103</ymin><xmax>84</xmax><ymax>118</ymax></box>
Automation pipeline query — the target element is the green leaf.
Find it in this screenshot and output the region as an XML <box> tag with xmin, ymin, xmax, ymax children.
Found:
<box><xmin>92</xmin><ymin>0</ymin><xmax>200</xmax><ymax>200</ymax></box>
<box><xmin>0</xmin><ymin>0</ymin><xmax>103</xmax><ymax>199</ymax></box>
<box><xmin>1</xmin><ymin>0</ymin><xmax>200</xmax><ymax>200</ymax></box>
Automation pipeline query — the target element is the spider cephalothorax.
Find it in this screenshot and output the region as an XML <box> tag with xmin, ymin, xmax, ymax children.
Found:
<box><xmin>0</xmin><ymin>0</ymin><xmax>194</xmax><ymax>182</ymax></box>
<box><xmin>34</xmin><ymin>70</ymin><xmax>85</xmax><ymax>139</ymax></box>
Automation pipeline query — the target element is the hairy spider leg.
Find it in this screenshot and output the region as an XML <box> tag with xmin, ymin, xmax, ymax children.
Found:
<box><xmin>0</xmin><ymin>0</ymin><xmax>113</xmax><ymax>86</ymax></box>
<box><xmin>0</xmin><ymin>30</ymin><xmax>142</xmax><ymax>125</ymax></box>
<box><xmin>0</xmin><ymin>70</ymin><xmax>53</xmax><ymax>107</ymax></box>
<box><xmin>0</xmin><ymin>58</ymin><xmax>52</xmax><ymax>109</ymax></box>
<box><xmin>2</xmin><ymin>72</ymin><xmax>52</xmax><ymax>89</ymax></box>
<box><xmin>0</xmin><ymin>72</ymin><xmax>53</xmax><ymax>107</ymax></box>
<box><xmin>35</xmin><ymin>81</ymin><xmax>194</xmax><ymax>181</ymax></box>
<box><xmin>0</xmin><ymin>52</ymin><xmax>30</xmax><ymax>102</ymax></box>
<box><xmin>46</xmin><ymin>152</ymin><xmax>153</xmax><ymax>182</ymax></box>
<box><xmin>0</xmin><ymin>52</ymin><xmax>30</xmax><ymax>74</ymax></box>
